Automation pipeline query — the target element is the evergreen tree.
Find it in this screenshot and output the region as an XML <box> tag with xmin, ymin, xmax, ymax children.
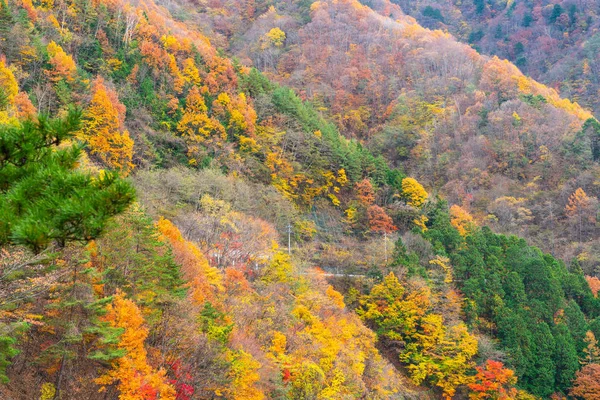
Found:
<box><xmin>552</xmin><ymin>323</ymin><xmax>579</xmax><ymax>393</ymax></box>
<box><xmin>0</xmin><ymin>109</ymin><xmax>135</xmax><ymax>252</ymax></box>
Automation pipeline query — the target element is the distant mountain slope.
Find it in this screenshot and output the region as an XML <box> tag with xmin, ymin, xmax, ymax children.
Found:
<box><xmin>385</xmin><ymin>0</ymin><xmax>600</xmax><ymax>117</ymax></box>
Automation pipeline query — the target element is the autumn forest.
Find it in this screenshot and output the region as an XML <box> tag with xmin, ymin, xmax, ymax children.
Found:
<box><xmin>1</xmin><ymin>0</ymin><xmax>600</xmax><ymax>399</ymax></box>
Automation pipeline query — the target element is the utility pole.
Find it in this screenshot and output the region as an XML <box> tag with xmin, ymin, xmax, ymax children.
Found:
<box><xmin>287</xmin><ymin>223</ymin><xmax>292</xmax><ymax>255</ymax></box>
<box><xmin>384</xmin><ymin>231</ymin><xmax>388</xmax><ymax>266</ymax></box>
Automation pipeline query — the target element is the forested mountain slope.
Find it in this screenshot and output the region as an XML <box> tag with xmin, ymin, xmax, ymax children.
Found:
<box><xmin>0</xmin><ymin>0</ymin><xmax>599</xmax><ymax>398</ymax></box>
<box><xmin>386</xmin><ymin>0</ymin><xmax>600</xmax><ymax>118</ymax></box>
<box><xmin>186</xmin><ymin>0</ymin><xmax>600</xmax><ymax>274</ymax></box>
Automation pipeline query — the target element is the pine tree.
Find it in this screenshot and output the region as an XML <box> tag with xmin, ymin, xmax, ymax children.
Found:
<box><xmin>0</xmin><ymin>109</ymin><xmax>135</xmax><ymax>252</ymax></box>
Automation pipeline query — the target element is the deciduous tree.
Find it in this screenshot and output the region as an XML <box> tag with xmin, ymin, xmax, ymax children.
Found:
<box><xmin>80</xmin><ymin>78</ymin><xmax>134</xmax><ymax>173</ymax></box>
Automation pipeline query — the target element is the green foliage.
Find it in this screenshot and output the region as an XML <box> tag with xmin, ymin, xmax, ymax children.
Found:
<box><xmin>0</xmin><ymin>110</ymin><xmax>135</xmax><ymax>252</ymax></box>
<box><xmin>98</xmin><ymin>206</ymin><xmax>186</xmax><ymax>322</ymax></box>
<box><xmin>422</xmin><ymin>6</ymin><xmax>444</xmax><ymax>23</ymax></box>
<box><xmin>0</xmin><ymin>322</ymin><xmax>27</xmax><ymax>383</ymax></box>
<box><xmin>423</xmin><ymin>205</ymin><xmax>600</xmax><ymax>396</ymax></box>
<box><xmin>550</xmin><ymin>4</ymin><xmax>563</xmax><ymax>24</ymax></box>
<box><xmin>271</xmin><ymin>87</ymin><xmax>393</xmax><ymax>184</ymax></box>
<box><xmin>200</xmin><ymin>302</ymin><xmax>234</xmax><ymax>345</ymax></box>
<box><xmin>238</xmin><ymin>68</ymin><xmax>274</xmax><ymax>98</ymax></box>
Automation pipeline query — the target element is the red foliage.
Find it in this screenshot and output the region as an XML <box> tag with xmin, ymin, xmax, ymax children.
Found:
<box><xmin>468</xmin><ymin>360</ymin><xmax>517</xmax><ymax>399</ymax></box>
<box><xmin>367</xmin><ymin>205</ymin><xmax>397</xmax><ymax>234</ymax></box>
<box><xmin>169</xmin><ymin>360</ymin><xmax>195</xmax><ymax>400</ymax></box>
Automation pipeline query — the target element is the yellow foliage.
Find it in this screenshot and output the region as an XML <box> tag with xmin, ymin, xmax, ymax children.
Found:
<box><xmin>358</xmin><ymin>272</ymin><xmax>477</xmax><ymax>398</ymax></box>
<box><xmin>0</xmin><ymin>60</ymin><xmax>18</xmax><ymax>106</ymax></box>
<box><xmin>413</xmin><ymin>215</ymin><xmax>428</xmax><ymax>232</ymax></box>
<box><xmin>262</xmin><ymin>250</ymin><xmax>294</xmax><ymax>283</ymax></box>
<box><xmin>80</xmin><ymin>80</ymin><xmax>134</xmax><ymax>174</ymax></box>
<box><xmin>182</xmin><ymin>58</ymin><xmax>202</xmax><ymax>86</ymax></box>
<box><xmin>264</xmin><ymin>27</ymin><xmax>286</xmax><ymax>47</ymax></box>
<box><xmin>429</xmin><ymin>255</ymin><xmax>453</xmax><ymax>284</ymax></box>
<box><xmin>345</xmin><ymin>206</ymin><xmax>358</xmax><ymax>225</ymax></box>
<box><xmin>449</xmin><ymin>205</ymin><xmax>474</xmax><ymax>236</ymax></box>
<box><xmin>177</xmin><ymin>87</ymin><xmax>226</xmax><ymax>159</ymax></box>
<box><xmin>401</xmin><ymin>177</ymin><xmax>428</xmax><ymax>208</ymax></box>
<box><xmin>270</xmin><ymin>331</ymin><xmax>287</xmax><ymax>356</ymax></box>
<box><xmin>336</xmin><ymin>169</ymin><xmax>348</xmax><ymax>186</ymax></box>
<box><xmin>326</xmin><ymin>285</ymin><xmax>346</xmax><ymax>309</ymax></box>
<box><xmin>239</xmin><ymin>135</ymin><xmax>261</xmax><ymax>153</ymax></box>
<box><xmin>161</xmin><ymin>34</ymin><xmax>180</xmax><ymax>51</ymax></box>
<box><xmin>39</xmin><ymin>383</ymin><xmax>56</xmax><ymax>400</ymax></box>
<box><xmin>46</xmin><ymin>41</ymin><xmax>77</xmax><ymax>82</ymax></box>
<box><xmin>227</xmin><ymin>350</ymin><xmax>265</xmax><ymax>400</ymax></box>
<box><xmin>217</xmin><ymin>92</ymin><xmax>231</xmax><ymax>106</ymax></box>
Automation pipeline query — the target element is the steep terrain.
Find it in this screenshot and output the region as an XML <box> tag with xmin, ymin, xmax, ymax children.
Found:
<box><xmin>0</xmin><ymin>0</ymin><xmax>600</xmax><ymax>398</ymax></box>
<box><xmin>187</xmin><ymin>0</ymin><xmax>600</xmax><ymax>273</ymax></box>
<box><xmin>387</xmin><ymin>0</ymin><xmax>600</xmax><ymax>117</ymax></box>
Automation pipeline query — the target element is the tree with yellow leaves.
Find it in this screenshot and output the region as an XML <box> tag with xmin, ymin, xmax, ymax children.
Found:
<box><xmin>95</xmin><ymin>291</ymin><xmax>176</xmax><ymax>400</ymax></box>
<box><xmin>182</xmin><ymin>58</ymin><xmax>202</xmax><ymax>86</ymax></box>
<box><xmin>0</xmin><ymin>59</ymin><xmax>18</xmax><ymax>123</ymax></box>
<box><xmin>582</xmin><ymin>331</ymin><xmax>600</xmax><ymax>366</ymax></box>
<box><xmin>401</xmin><ymin>177</ymin><xmax>428</xmax><ymax>208</ymax></box>
<box><xmin>262</xmin><ymin>27</ymin><xmax>286</xmax><ymax>48</ymax></box>
<box><xmin>450</xmin><ymin>204</ymin><xmax>475</xmax><ymax>236</ymax></box>
<box><xmin>226</xmin><ymin>350</ymin><xmax>265</xmax><ymax>400</ymax></box>
<box><xmin>80</xmin><ymin>78</ymin><xmax>134</xmax><ymax>173</ymax></box>
<box><xmin>177</xmin><ymin>86</ymin><xmax>226</xmax><ymax>164</ymax></box>
<box><xmin>358</xmin><ymin>272</ymin><xmax>477</xmax><ymax>398</ymax></box>
<box><xmin>0</xmin><ymin>60</ymin><xmax>17</xmax><ymax>106</ymax></box>
<box><xmin>45</xmin><ymin>41</ymin><xmax>77</xmax><ymax>82</ymax></box>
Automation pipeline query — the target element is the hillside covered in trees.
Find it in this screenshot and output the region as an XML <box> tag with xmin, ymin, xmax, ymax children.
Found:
<box><xmin>385</xmin><ymin>0</ymin><xmax>600</xmax><ymax>118</ymax></box>
<box><xmin>1</xmin><ymin>0</ymin><xmax>600</xmax><ymax>399</ymax></box>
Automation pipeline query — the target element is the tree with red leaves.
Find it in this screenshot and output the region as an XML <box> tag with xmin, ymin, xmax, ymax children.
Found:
<box><xmin>468</xmin><ymin>360</ymin><xmax>517</xmax><ymax>399</ymax></box>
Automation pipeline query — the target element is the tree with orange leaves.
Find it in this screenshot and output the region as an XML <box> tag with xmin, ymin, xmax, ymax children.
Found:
<box><xmin>571</xmin><ymin>364</ymin><xmax>600</xmax><ymax>400</ymax></box>
<box><xmin>80</xmin><ymin>78</ymin><xmax>134</xmax><ymax>173</ymax></box>
<box><xmin>355</xmin><ymin>178</ymin><xmax>375</xmax><ymax>206</ymax></box>
<box><xmin>586</xmin><ymin>276</ymin><xmax>600</xmax><ymax>297</ymax></box>
<box><xmin>367</xmin><ymin>205</ymin><xmax>396</xmax><ymax>234</ymax></box>
<box><xmin>468</xmin><ymin>360</ymin><xmax>517</xmax><ymax>399</ymax></box>
<box><xmin>565</xmin><ymin>188</ymin><xmax>598</xmax><ymax>242</ymax></box>
<box><xmin>450</xmin><ymin>204</ymin><xmax>475</xmax><ymax>236</ymax></box>
<box><xmin>95</xmin><ymin>291</ymin><xmax>176</xmax><ymax>400</ymax></box>
<box><xmin>156</xmin><ymin>217</ymin><xmax>223</xmax><ymax>305</ymax></box>
<box><xmin>46</xmin><ymin>41</ymin><xmax>77</xmax><ymax>82</ymax></box>
<box><xmin>13</xmin><ymin>92</ymin><xmax>36</xmax><ymax>119</ymax></box>
<box><xmin>368</xmin><ymin>204</ymin><xmax>396</xmax><ymax>264</ymax></box>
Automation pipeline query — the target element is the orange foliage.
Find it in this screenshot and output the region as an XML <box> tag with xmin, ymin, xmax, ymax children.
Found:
<box><xmin>92</xmin><ymin>76</ymin><xmax>126</xmax><ymax>127</ymax></box>
<box><xmin>450</xmin><ymin>205</ymin><xmax>474</xmax><ymax>236</ymax></box>
<box><xmin>367</xmin><ymin>205</ymin><xmax>396</xmax><ymax>234</ymax></box>
<box><xmin>46</xmin><ymin>41</ymin><xmax>77</xmax><ymax>82</ymax></box>
<box><xmin>586</xmin><ymin>276</ymin><xmax>600</xmax><ymax>297</ymax></box>
<box><xmin>13</xmin><ymin>92</ymin><xmax>37</xmax><ymax>119</ymax></box>
<box><xmin>156</xmin><ymin>218</ymin><xmax>223</xmax><ymax>305</ymax></box>
<box><xmin>355</xmin><ymin>179</ymin><xmax>375</xmax><ymax>206</ymax></box>
<box><xmin>81</xmin><ymin>78</ymin><xmax>134</xmax><ymax>173</ymax></box>
<box><xmin>571</xmin><ymin>364</ymin><xmax>600</xmax><ymax>400</ymax></box>
<box><xmin>95</xmin><ymin>291</ymin><xmax>176</xmax><ymax>400</ymax></box>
